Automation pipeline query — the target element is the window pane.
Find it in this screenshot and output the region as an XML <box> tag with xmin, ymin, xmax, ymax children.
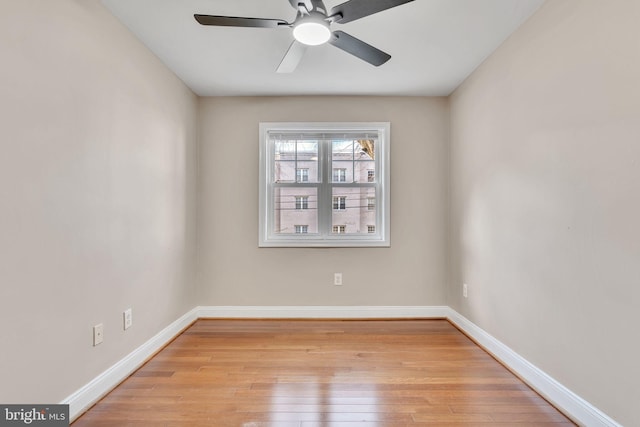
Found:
<box><xmin>355</xmin><ymin>140</ymin><xmax>375</xmax><ymax>183</ymax></box>
<box><xmin>331</xmin><ymin>139</ymin><xmax>376</xmax><ymax>183</ymax></box>
<box><xmin>273</xmin><ymin>138</ymin><xmax>319</xmax><ymax>183</ymax></box>
<box><xmin>332</xmin><ymin>140</ymin><xmax>354</xmax><ymax>183</ymax></box>
<box><xmin>273</xmin><ymin>187</ymin><xmax>317</xmax><ymax>234</ymax></box>
<box><xmin>331</xmin><ymin>187</ymin><xmax>376</xmax><ymax>234</ymax></box>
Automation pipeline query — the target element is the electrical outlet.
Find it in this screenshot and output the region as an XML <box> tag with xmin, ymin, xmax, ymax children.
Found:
<box><xmin>123</xmin><ymin>308</ymin><xmax>132</xmax><ymax>330</ymax></box>
<box><xmin>463</xmin><ymin>283</ymin><xmax>468</xmax><ymax>298</ymax></box>
<box><xmin>334</xmin><ymin>273</ymin><xmax>343</xmax><ymax>286</ymax></box>
<box><xmin>93</xmin><ymin>323</ymin><xmax>104</xmax><ymax>346</ymax></box>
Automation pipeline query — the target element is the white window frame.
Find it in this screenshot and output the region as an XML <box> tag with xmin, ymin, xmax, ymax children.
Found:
<box><xmin>259</xmin><ymin>122</ymin><xmax>391</xmax><ymax>247</ymax></box>
<box><xmin>295</xmin><ymin>225</ymin><xmax>308</xmax><ymax>234</ymax></box>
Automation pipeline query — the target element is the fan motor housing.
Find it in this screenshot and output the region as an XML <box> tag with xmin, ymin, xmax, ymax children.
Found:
<box><xmin>289</xmin><ymin>0</ymin><xmax>328</xmax><ymax>16</ymax></box>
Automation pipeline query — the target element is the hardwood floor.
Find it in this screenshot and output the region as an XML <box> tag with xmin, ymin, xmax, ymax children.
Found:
<box><xmin>73</xmin><ymin>319</ymin><xmax>575</xmax><ymax>426</ymax></box>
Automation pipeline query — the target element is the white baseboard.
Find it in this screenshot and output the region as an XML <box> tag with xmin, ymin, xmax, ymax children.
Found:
<box><xmin>447</xmin><ymin>309</ymin><xmax>621</xmax><ymax>427</ymax></box>
<box><xmin>196</xmin><ymin>305</ymin><xmax>450</xmax><ymax>319</ymax></box>
<box><xmin>62</xmin><ymin>305</ymin><xmax>620</xmax><ymax>427</ymax></box>
<box><xmin>62</xmin><ymin>307</ymin><xmax>199</xmax><ymax>422</ymax></box>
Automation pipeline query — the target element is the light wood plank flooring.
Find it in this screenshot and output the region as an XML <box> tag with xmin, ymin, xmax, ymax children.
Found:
<box><xmin>73</xmin><ymin>319</ymin><xmax>575</xmax><ymax>426</ymax></box>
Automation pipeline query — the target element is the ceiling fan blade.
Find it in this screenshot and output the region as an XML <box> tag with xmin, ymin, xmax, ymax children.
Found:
<box><xmin>194</xmin><ymin>14</ymin><xmax>290</xmax><ymax>28</ymax></box>
<box><xmin>277</xmin><ymin>40</ymin><xmax>308</xmax><ymax>73</ymax></box>
<box><xmin>330</xmin><ymin>0</ymin><xmax>414</xmax><ymax>24</ymax></box>
<box><xmin>329</xmin><ymin>31</ymin><xmax>391</xmax><ymax>66</ymax></box>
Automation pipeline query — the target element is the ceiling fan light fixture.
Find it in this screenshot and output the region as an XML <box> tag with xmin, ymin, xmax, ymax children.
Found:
<box><xmin>293</xmin><ymin>18</ymin><xmax>331</xmax><ymax>46</ymax></box>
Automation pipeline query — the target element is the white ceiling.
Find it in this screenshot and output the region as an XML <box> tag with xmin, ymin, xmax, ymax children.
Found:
<box><xmin>101</xmin><ymin>0</ymin><xmax>544</xmax><ymax>97</ymax></box>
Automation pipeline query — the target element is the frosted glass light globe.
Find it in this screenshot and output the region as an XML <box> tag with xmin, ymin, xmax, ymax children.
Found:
<box><xmin>293</xmin><ymin>20</ymin><xmax>331</xmax><ymax>46</ymax></box>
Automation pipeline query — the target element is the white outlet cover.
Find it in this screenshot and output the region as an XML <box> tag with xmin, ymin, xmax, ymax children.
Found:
<box><xmin>93</xmin><ymin>323</ymin><xmax>104</xmax><ymax>346</ymax></box>
<box><xmin>334</xmin><ymin>273</ymin><xmax>343</xmax><ymax>286</ymax></box>
<box><xmin>123</xmin><ymin>308</ymin><xmax>132</xmax><ymax>330</ymax></box>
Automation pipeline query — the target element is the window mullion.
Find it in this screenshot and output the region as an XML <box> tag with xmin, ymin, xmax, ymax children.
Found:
<box><xmin>319</xmin><ymin>137</ymin><xmax>332</xmax><ymax>238</ymax></box>
<box><xmin>352</xmin><ymin>140</ymin><xmax>355</xmax><ymax>183</ymax></box>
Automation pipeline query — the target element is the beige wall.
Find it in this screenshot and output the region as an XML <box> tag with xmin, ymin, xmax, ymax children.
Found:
<box><xmin>449</xmin><ymin>1</ymin><xmax>640</xmax><ymax>425</ymax></box>
<box><xmin>198</xmin><ymin>97</ymin><xmax>448</xmax><ymax>306</ymax></box>
<box><xmin>2</xmin><ymin>0</ymin><xmax>635</xmax><ymax>424</ymax></box>
<box><xmin>0</xmin><ymin>1</ymin><xmax>198</xmax><ymax>403</ymax></box>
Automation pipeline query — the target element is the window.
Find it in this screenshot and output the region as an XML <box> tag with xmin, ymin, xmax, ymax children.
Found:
<box><xmin>367</xmin><ymin>169</ymin><xmax>375</xmax><ymax>182</ymax></box>
<box><xmin>367</xmin><ymin>197</ymin><xmax>375</xmax><ymax>211</ymax></box>
<box><xmin>333</xmin><ymin>168</ymin><xmax>346</xmax><ymax>182</ymax></box>
<box><xmin>295</xmin><ymin>196</ymin><xmax>309</xmax><ymax>210</ymax></box>
<box><xmin>296</xmin><ymin>168</ymin><xmax>309</xmax><ymax>182</ymax></box>
<box><xmin>259</xmin><ymin>122</ymin><xmax>390</xmax><ymax>247</ymax></box>
<box><xmin>333</xmin><ymin>196</ymin><xmax>346</xmax><ymax>211</ymax></box>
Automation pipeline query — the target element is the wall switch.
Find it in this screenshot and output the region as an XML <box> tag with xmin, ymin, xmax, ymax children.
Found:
<box><xmin>123</xmin><ymin>308</ymin><xmax>132</xmax><ymax>330</ymax></box>
<box><xmin>93</xmin><ymin>323</ymin><xmax>104</xmax><ymax>346</ymax></box>
<box><xmin>463</xmin><ymin>283</ymin><xmax>468</xmax><ymax>298</ymax></box>
<box><xmin>334</xmin><ymin>273</ymin><xmax>343</xmax><ymax>286</ymax></box>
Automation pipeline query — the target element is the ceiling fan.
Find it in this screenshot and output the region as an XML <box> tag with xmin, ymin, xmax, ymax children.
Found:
<box><xmin>194</xmin><ymin>0</ymin><xmax>414</xmax><ymax>73</ymax></box>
